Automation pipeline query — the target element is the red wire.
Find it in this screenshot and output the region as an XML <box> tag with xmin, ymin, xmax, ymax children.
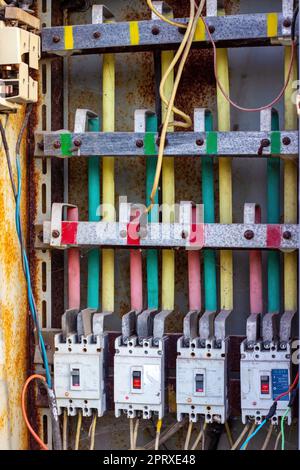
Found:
<box><xmin>200</xmin><ymin>15</ymin><xmax>296</xmax><ymax>113</ymax></box>
<box><xmin>275</xmin><ymin>372</ymin><xmax>299</xmax><ymax>403</ymax></box>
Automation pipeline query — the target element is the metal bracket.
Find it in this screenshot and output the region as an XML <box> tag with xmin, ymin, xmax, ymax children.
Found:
<box><xmin>121</xmin><ymin>310</ymin><xmax>137</xmax><ymax>343</ymax></box>
<box><xmin>214</xmin><ymin>310</ymin><xmax>232</xmax><ymax>342</ymax></box>
<box><xmin>246</xmin><ymin>313</ymin><xmax>262</xmax><ymax>346</ymax></box>
<box><xmin>134</xmin><ymin>109</ymin><xmax>155</xmax><ymax>132</ymax></box>
<box><xmin>93</xmin><ymin>311</ymin><xmax>112</xmax><ymax>336</ymax></box>
<box><xmin>61</xmin><ymin>308</ymin><xmax>79</xmax><ymax>338</ymax></box>
<box><xmin>136</xmin><ymin>309</ymin><xmax>157</xmax><ymax>344</ymax></box>
<box><xmin>151</xmin><ymin>1</ymin><xmax>173</xmax><ymax>19</ymax></box>
<box><xmin>77</xmin><ymin>308</ymin><xmax>96</xmax><ymax>337</ymax></box>
<box><xmin>199</xmin><ymin>310</ymin><xmax>216</xmax><ymax>341</ymax></box>
<box><xmin>92</xmin><ymin>4</ymin><xmax>115</xmax><ymax>24</ymax></box>
<box><xmin>262</xmin><ymin>313</ymin><xmax>278</xmax><ymax>345</ymax></box>
<box><xmin>194</xmin><ymin>108</ymin><xmax>212</xmax><ymax>133</ymax></box>
<box><xmin>206</xmin><ymin>1</ymin><xmax>225</xmax><ymax>17</ymax></box>
<box><xmin>244</xmin><ymin>203</ymin><xmax>261</xmax><ymax>225</ymax></box>
<box><xmin>49</xmin><ymin>202</ymin><xmax>77</xmax><ymax>247</ymax></box>
<box><xmin>153</xmin><ymin>310</ymin><xmax>172</xmax><ymax>344</ymax></box>
<box><xmin>279</xmin><ymin>310</ymin><xmax>296</xmax><ymax>344</ymax></box>
<box><xmin>74</xmin><ymin>109</ymin><xmax>98</xmax><ymax>133</ymax></box>
<box><xmin>260</xmin><ymin>107</ymin><xmax>277</xmax><ymax>133</ymax></box>
<box><xmin>282</xmin><ymin>0</ymin><xmax>294</xmax><ymax>36</ymax></box>
<box><xmin>183</xmin><ymin>310</ymin><xmax>200</xmax><ymax>342</ymax></box>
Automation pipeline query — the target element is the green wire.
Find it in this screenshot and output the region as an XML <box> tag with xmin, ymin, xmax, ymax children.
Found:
<box><xmin>281</xmin><ymin>408</ymin><xmax>290</xmax><ymax>450</ymax></box>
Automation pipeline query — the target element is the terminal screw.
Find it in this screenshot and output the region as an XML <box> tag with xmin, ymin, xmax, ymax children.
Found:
<box><xmin>52</xmin><ymin>230</ymin><xmax>60</xmax><ymax>239</ymax></box>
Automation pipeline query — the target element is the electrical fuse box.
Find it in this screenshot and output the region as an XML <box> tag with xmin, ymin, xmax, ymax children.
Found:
<box><xmin>177</xmin><ymin>337</ymin><xmax>229</xmax><ymax>423</ymax></box>
<box><xmin>54</xmin><ymin>332</ymin><xmax>107</xmax><ymax>417</ymax></box>
<box><xmin>240</xmin><ymin>341</ymin><xmax>292</xmax><ymax>425</ymax></box>
<box><xmin>114</xmin><ymin>335</ymin><xmax>166</xmax><ymax>419</ymax></box>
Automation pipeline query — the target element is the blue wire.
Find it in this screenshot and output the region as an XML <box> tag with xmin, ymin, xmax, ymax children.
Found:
<box><xmin>240</xmin><ymin>419</ymin><xmax>267</xmax><ymax>450</ymax></box>
<box><xmin>16</xmin><ymin>155</ymin><xmax>52</xmax><ymax>388</ymax></box>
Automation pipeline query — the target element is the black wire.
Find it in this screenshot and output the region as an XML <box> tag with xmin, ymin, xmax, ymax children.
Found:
<box><xmin>0</xmin><ymin>118</ymin><xmax>17</xmax><ymax>200</ymax></box>
<box><xmin>291</xmin><ymin>4</ymin><xmax>299</xmax><ymax>42</ymax></box>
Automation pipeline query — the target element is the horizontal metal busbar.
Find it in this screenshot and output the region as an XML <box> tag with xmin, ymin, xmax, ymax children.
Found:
<box><xmin>42</xmin><ymin>12</ymin><xmax>293</xmax><ymax>56</ymax></box>
<box><xmin>35</xmin><ymin>130</ymin><xmax>298</xmax><ymax>158</ymax></box>
<box><xmin>40</xmin><ymin>221</ymin><xmax>298</xmax><ymax>250</ymax></box>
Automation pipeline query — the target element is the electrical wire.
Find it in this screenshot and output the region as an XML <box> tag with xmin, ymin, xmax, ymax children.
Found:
<box><xmin>155</xmin><ymin>418</ymin><xmax>162</xmax><ymax>450</ymax></box>
<box><xmin>240</xmin><ymin>420</ymin><xmax>265</xmax><ymax>450</ymax></box>
<box><xmin>146</xmin><ymin>0</ymin><xmax>189</xmax><ymax>28</ymax></box>
<box><xmin>89</xmin><ymin>412</ymin><xmax>97</xmax><ymax>450</ymax></box>
<box><xmin>201</xmin><ymin>16</ymin><xmax>296</xmax><ymax>113</ymax></box>
<box><xmin>274</xmin><ymin>430</ymin><xmax>282</xmax><ymax>450</ymax></box>
<box><xmin>275</xmin><ymin>372</ymin><xmax>299</xmax><ymax>402</ymax></box>
<box><xmin>75</xmin><ymin>410</ymin><xmax>82</xmax><ymax>450</ymax></box>
<box><xmin>261</xmin><ymin>423</ymin><xmax>273</xmax><ymax>450</ymax></box>
<box><xmin>21</xmin><ymin>374</ymin><xmax>49</xmax><ymax>451</ymax></box>
<box><xmin>129</xmin><ymin>418</ymin><xmax>134</xmax><ymax>449</ymax></box>
<box><xmin>224</xmin><ymin>421</ymin><xmax>234</xmax><ymax>448</ymax></box>
<box><xmin>184</xmin><ymin>421</ymin><xmax>193</xmax><ymax>450</ymax></box>
<box><xmin>281</xmin><ymin>409</ymin><xmax>289</xmax><ymax>450</ymax></box>
<box><xmin>133</xmin><ymin>419</ymin><xmax>140</xmax><ymax>450</ymax></box>
<box><xmin>63</xmin><ymin>409</ymin><xmax>68</xmax><ymax>450</ymax></box>
<box><xmin>230</xmin><ymin>423</ymin><xmax>250</xmax><ymax>450</ymax></box>
<box><xmin>190</xmin><ymin>422</ymin><xmax>207</xmax><ymax>450</ymax></box>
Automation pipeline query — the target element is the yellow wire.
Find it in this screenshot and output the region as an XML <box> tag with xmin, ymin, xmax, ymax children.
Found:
<box><xmin>155</xmin><ymin>418</ymin><xmax>163</xmax><ymax>450</ymax></box>
<box><xmin>63</xmin><ymin>409</ymin><xmax>68</xmax><ymax>450</ymax></box>
<box><xmin>146</xmin><ymin>0</ymin><xmax>188</xmax><ymax>28</ymax></box>
<box><xmin>146</xmin><ymin>0</ymin><xmax>206</xmax><ymax>213</ymax></box>
<box><xmin>89</xmin><ymin>413</ymin><xmax>97</xmax><ymax>450</ymax></box>
<box><xmin>74</xmin><ymin>410</ymin><xmax>82</xmax><ymax>450</ymax></box>
<box><xmin>225</xmin><ymin>421</ymin><xmax>234</xmax><ymax>448</ymax></box>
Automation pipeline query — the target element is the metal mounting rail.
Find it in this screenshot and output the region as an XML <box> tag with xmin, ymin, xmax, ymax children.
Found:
<box><xmin>38</xmin><ymin>221</ymin><xmax>298</xmax><ymax>250</ymax></box>
<box><xmin>42</xmin><ymin>12</ymin><xmax>294</xmax><ymax>56</ymax></box>
<box><xmin>35</xmin><ymin>130</ymin><xmax>298</xmax><ymax>158</ymax></box>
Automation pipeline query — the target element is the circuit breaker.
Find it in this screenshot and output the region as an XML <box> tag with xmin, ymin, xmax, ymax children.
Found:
<box><xmin>54</xmin><ymin>309</ymin><xmax>108</xmax><ymax>417</ymax></box>
<box><xmin>114</xmin><ymin>309</ymin><xmax>170</xmax><ymax>419</ymax></box>
<box><xmin>240</xmin><ymin>312</ymin><xmax>295</xmax><ymax>425</ymax></box>
<box><xmin>176</xmin><ymin>310</ymin><xmax>231</xmax><ymax>424</ymax></box>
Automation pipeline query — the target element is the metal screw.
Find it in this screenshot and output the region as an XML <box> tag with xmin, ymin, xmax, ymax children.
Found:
<box><xmin>135</xmin><ymin>139</ymin><xmax>144</xmax><ymax>148</ymax></box>
<box><xmin>283</xmin><ymin>230</ymin><xmax>292</xmax><ymax>240</ymax></box>
<box><xmin>52</xmin><ymin>35</ymin><xmax>60</xmax><ymax>43</ymax></box>
<box><xmin>151</xmin><ymin>26</ymin><xmax>160</xmax><ymax>35</ymax></box>
<box><xmin>52</xmin><ymin>230</ymin><xmax>60</xmax><ymax>238</ymax></box>
<box><xmin>208</xmin><ymin>24</ymin><xmax>215</xmax><ymax>34</ymax></box>
<box><xmin>73</xmin><ymin>139</ymin><xmax>82</xmax><ymax>147</ymax></box>
<box><xmin>196</xmin><ymin>138</ymin><xmax>204</xmax><ymax>146</ymax></box>
<box><xmin>282</xmin><ymin>136</ymin><xmax>291</xmax><ymax>146</ymax></box>
<box><xmin>244</xmin><ymin>229</ymin><xmax>254</xmax><ymax>240</ymax></box>
<box><xmin>53</xmin><ymin>141</ymin><xmax>61</xmax><ymax>149</ymax></box>
<box><xmin>283</xmin><ymin>17</ymin><xmax>292</xmax><ymax>28</ymax></box>
<box><xmin>93</xmin><ymin>31</ymin><xmax>101</xmax><ymax>39</ymax></box>
<box><xmin>257</xmin><ymin>138</ymin><xmax>270</xmax><ymax>155</ymax></box>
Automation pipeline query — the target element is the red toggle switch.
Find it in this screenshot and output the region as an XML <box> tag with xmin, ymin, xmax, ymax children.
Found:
<box><xmin>132</xmin><ymin>371</ymin><xmax>141</xmax><ymax>390</ymax></box>
<box><xmin>260</xmin><ymin>375</ymin><xmax>270</xmax><ymax>395</ymax></box>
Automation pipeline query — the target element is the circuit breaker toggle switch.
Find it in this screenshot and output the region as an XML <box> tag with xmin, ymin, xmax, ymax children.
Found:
<box><xmin>71</xmin><ymin>368</ymin><xmax>80</xmax><ymax>388</ymax></box>
<box><xmin>195</xmin><ymin>373</ymin><xmax>204</xmax><ymax>393</ymax></box>
<box><xmin>260</xmin><ymin>375</ymin><xmax>270</xmax><ymax>395</ymax></box>
<box><xmin>132</xmin><ymin>371</ymin><xmax>142</xmax><ymax>390</ymax></box>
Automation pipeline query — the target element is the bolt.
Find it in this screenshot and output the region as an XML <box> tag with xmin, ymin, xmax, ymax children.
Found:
<box><xmin>135</xmin><ymin>139</ymin><xmax>144</xmax><ymax>148</ymax></box>
<box><xmin>244</xmin><ymin>229</ymin><xmax>254</xmax><ymax>240</ymax></box>
<box><xmin>52</xmin><ymin>35</ymin><xmax>60</xmax><ymax>44</ymax></box>
<box><xmin>151</xmin><ymin>26</ymin><xmax>160</xmax><ymax>35</ymax></box>
<box><xmin>53</xmin><ymin>141</ymin><xmax>61</xmax><ymax>149</ymax></box>
<box><xmin>52</xmin><ymin>230</ymin><xmax>60</xmax><ymax>239</ymax></box>
<box><xmin>283</xmin><ymin>230</ymin><xmax>292</xmax><ymax>240</ymax></box>
<box><xmin>93</xmin><ymin>31</ymin><xmax>101</xmax><ymax>39</ymax></box>
<box><xmin>73</xmin><ymin>139</ymin><xmax>82</xmax><ymax>147</ymax></box>
<box><xmin>208</xmin><ymin>24</ymin><xmax>215</xmax><ymax>34</ymax></box>
<box><xmin>37</xmin><ymin>142</ymin><xmax>44</xmax><ymax>151</ymax></box>
<box><xmin>261</xmin><ymin>138</ymin><xmax>270</xmax><ymax>148</ymax></box>
<box><xmin>283</xmin><ymin>17</ymin><xmax>292</xmax><ymax>28</ymax></box>
<box><xmin>282</xmin><ymin>136</ymin><xmax>291</xmax><ymax>146</ymax></box>
<box><xmin>196</xmin><ymin>138</ymin><xmax>204</xmax><ymax>146</ymax></box>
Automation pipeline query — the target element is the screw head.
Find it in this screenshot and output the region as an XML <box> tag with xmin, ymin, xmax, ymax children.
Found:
<box><xmin>135</xmin><ymin>139</ymin><xmax>144</xmax><ymax>148</ymax></box>
<box><xmin>244</xmin><ymin>229</ymin><xmax>254</xmax><ymax>240</ymax></box>
<box><xmin>53</xmin><ymin>141</ymin><xmax>61</xmax><ymax>149</ymax></box>
<box><xmin>73</xmin><ymin>139</ymin><xmax>82</xmax><ymax>147</ymax></box>
<box><xmin>52</xmin><ymin>35</ymin><xmax>60</xmax><ymax>44</ymax></box>
<box><xmin>282</xmin><ymin>136</ymin><xmax>291</xmax><ymax>146</ymax></box>
<box><xmin>208</xmin><ymin>24</ymin><xmax>215</xmax><ymax>34</ymax></box>
<box><xmin>52</xmin><ymin>230</ymin><xmax>60</xmax><ymax>239</ymax></box>
<box><xmin>283</xmin><ymin>230</ymin><xmax>292</xmax><ymax>240</ymax></box>
<box><xmin>261</xmin><ymin>138</ymin><xmax>270</xmax><ymax>148</ymax></box>
<box><xmin>93</xmin><ymin>31</ymin><xmax>101</xmax><ymax>39</ymax></box>
<box><xmin>196</xmin><ymin>138</ymin><xmax>204</xmax><ymax>146</ymax></box>
<box><xmin>151</xmin><ymin>26</ymin><xmax>160</xmax><ymax>35</ymax></box>
<box><xmin>283</xmin><ymin>17</ymin><xmax>292</xmax><ymax>28</ymax></box>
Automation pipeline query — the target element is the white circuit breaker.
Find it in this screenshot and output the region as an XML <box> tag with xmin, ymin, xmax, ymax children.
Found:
<box><xmin>240</xmin><ymin>341</ymin><xmax>292</xmax><ymax>425</ymax></box>
<box><xmin>177</xmin><ymin>337</ymin><xmax>229</xmax><ymax>423</ymax></box>
<box><xmin>54</xmin><ymin>309</ymin><xmax>108</xmax><ymax>417</ymax></box>
<box><xmin>176</xmin><ymin>310</ymin><xmax>231</xmax><ymax>424</ymax></box>
<box><xmin>114</xmin><ymin>335</ymin><xmax>166</xmax><ymax>419</ymax></box>
<box><xmin>240</xmin><ymin>311</ymin><xmax>295</xmax><ymax>425</ymax></box>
